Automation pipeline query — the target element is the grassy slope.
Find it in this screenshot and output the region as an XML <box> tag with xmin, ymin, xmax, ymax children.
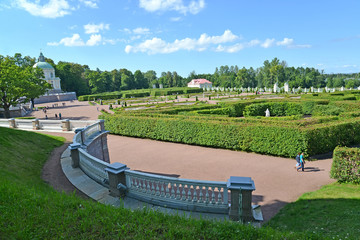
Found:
<box><xmin>0</xmin><ymin>127</ymin><xmax>319</xmax><ymax>239</ymax></box>
<box><xmin>266</xmin><ymin>183</ymin><xmax>360</xmax><ymax>239</ymax></box>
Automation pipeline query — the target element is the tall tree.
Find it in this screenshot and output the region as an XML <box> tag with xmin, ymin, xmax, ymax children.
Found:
<box><xmin>0</xmin><ymin>55</ymin><xmax>50</xmax><ymax>118</ymax></box>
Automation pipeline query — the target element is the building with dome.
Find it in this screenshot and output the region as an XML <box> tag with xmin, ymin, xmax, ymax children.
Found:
<box><xmin>33</xmin><ymin>52</ymin><xmax>62</xmax><ymax>93</ymax></box>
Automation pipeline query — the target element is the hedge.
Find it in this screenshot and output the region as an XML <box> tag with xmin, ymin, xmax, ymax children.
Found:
<box><xmin>102</xmin><ymin>114</ymin><xmax>308</xmax><ymax>157</ymax></box>
<box><xmin>244</xmin><ymin>102</ymin><xmax>303</xmax><ymax>117</ymax></box>
<box><xmin>331</xmin><ymin>146</ymin><xmax>360</xmax><ymax>184</ymax></box>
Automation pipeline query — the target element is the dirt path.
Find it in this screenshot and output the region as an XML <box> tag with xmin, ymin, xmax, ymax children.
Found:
<box><xmin>39</xmin><ymin>100</ymin><xmax>335</xmax><ymax>222</ymax></box>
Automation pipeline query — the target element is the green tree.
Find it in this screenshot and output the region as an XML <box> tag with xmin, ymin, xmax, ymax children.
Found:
<box><xmin>134</xmin><ymin>70</ymin><xmax>148</xmax><ymax>89</ymax></box>
<box><xmin>0</xmin><ymin>55</ymin><xmax>50</xmax><ymax>118</ymax></box>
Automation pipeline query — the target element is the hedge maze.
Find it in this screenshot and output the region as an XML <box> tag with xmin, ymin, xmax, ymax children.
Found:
<box><xmin>100</xmin><ymin>91</ymin><xmax>360</xmax><ymax>158</ymax></box>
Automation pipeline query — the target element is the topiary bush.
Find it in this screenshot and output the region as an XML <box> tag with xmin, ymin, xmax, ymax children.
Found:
<box><xmin>331</xmin><ymin>146</ymin><xmax>360</xmax><ymax>184</ymax></box>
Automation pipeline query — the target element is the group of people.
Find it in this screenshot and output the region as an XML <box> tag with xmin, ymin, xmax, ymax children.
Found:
<box><xmin>295</xmin><ymin>152</ymin><xmax>305</xmax><ymax>172</ymax></box>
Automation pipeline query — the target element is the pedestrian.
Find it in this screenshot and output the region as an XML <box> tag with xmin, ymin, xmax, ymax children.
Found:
<box><xmin>45</xmin><ymin>115</ymin><xmax>48</xmax><ymax>119</ymax></box>
<box><xmin>59</xmin><ymin>113</ymin><xmax>62</xmax><ymax>119</ymax></box>
<box><xmin>297</xmin><ymin>153</ymin><xmax>306</xmax><ymax>172</ymax></box>
<box><xmin>55</xmin><ymin>113</ymin><xmax>58</xmax><ymax>119</ymax></box>
<box><xmin>294</xmin><ymin>152</ymin><xmax>300</xmax><ymax>170</ymax></box>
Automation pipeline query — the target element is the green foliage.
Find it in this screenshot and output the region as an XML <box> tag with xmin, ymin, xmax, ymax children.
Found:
<box><xmin>312</xmin><ymin>105</ymin><xmax>343</xmax><ymax>116</ymax></box>
<box><xmin>102</xmin><ymin>114</ymin><xmax>308</xmax><ymax>157</ymax></box>
<box><xmin>331</xmin><ymin>146</ymin><xmax>360</xmax><ymax>184</ymax></box>
<box><xmin>244</xmin><ymin>102</ymin><xmax>303</xmax><ymax>117</ymax></box>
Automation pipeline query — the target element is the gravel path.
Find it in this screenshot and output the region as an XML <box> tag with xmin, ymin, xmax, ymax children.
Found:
<box><xmin>39</xmin><ymin>100</ymin><xmax>335</xmax><ymax>222</ymax></box>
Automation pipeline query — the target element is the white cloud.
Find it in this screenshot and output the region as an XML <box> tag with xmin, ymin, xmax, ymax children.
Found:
<box><xmin>47</xmin><ymin>33</ymin><xmax>104</xmax><ymax>47</ymax></box>
<box><xmin>261</xmin><ymin>38</ymin><xmax>275</xmax><ymax>48</ymax></box>
<box><xmin>84</xmin><ymin>23</ymin><xmax>110</xmax><ymax>34</ymax></box>
<box><xmin>125</xmin><ymin>30</ymin><xmax>239</xmax><ymax>54</ymax></box>
<box><xmin>86</xmin><ymin>34</ymin><xmax>102</xmax><ymax>46</ymax></box>
<box><xmin>79</xmin><ymin>0</ymin><xmax>98</xmax><ymax>8</ymax></box>
<box><xmin>16</xmin><ymin>0</ymin><xmax>73</xmax><ymax>18</ymax></box>
<box><xmin>276</xmin><ymin>38</ymin><xmax>294</xmax><ymax>46</ymax></box>
<box><xmin>133</xmin><ymin>27</ymin><xmax>150</xmax><ymax>35</ymax></box>
<box><xmin>216</xmin><ymin>39</ymin><xmax>260</xmax><ymax>53</ymax></box>
<box><xmin>139</xmin><ymin>0</ymin><xmax>205</xmax><ymax>15</ymax></box>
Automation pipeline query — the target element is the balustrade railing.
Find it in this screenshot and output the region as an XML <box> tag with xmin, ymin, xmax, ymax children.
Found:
<box><xmin>14</xmin><ymin>119</ymin><xmax>33</xmax><ymax>129</ymax></box>
<box><xmin>125</xmin><ymin>170</ymin><xmax>229</xmax><ymax>213</ymax></box>
<box><xmin>79</xmin><ymin>148</ymin><xmax>109</xmax><ymax>186</ymax></box>
<box><xmin>83</xmin><ymin>123</ymin><xmax>101</xmax><ymax>142</ymax></box>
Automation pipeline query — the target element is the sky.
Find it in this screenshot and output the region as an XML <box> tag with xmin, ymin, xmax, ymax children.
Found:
<box><xmin>0</xmin><ymin>0</ymin><xmax>359</xmax><ymax>77</ymax></box>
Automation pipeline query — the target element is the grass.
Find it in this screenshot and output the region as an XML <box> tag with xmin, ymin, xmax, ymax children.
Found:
<box><xmin>266</xmin><ymin>183</ymin><xmax>360</xmax><ymax>239</ymax></box>
<box><xmin>0</xmin><ymin>126</ymin><xmax>322</xmax><ymax>239</ymax></box>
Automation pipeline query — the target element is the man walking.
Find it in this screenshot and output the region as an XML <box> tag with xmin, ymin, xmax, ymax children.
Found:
<box><xmin>297</xmin><ymin>153</ymin><xmax>305</xmax><ymax>172</ymax></box>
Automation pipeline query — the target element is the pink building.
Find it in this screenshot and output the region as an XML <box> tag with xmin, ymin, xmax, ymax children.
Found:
<box><xmin>187</xmin><ymin>79</ymin><xmax>212</xmax><ymax>88</ymax></box>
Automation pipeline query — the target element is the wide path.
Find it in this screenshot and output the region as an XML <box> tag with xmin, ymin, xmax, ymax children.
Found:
<box><xmin>33</xmin><ymin>100</ymin><xmax>335</xmax><ymax>222</ymax></box>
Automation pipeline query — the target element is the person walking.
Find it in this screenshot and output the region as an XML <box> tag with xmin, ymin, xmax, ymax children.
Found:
<box><xmin>59</xmin><ymin>113</ymin><xmax>62</xmax><ymax>119</ymax></box>
<box><xmin>55</xmin><ymin>113</ymin><xmax>58</xmax><ymax>119</ymax></box>
<box><xmin>295</xmin><ymin>153</ymin><xmax>300</xmax><ymax>170</ymax></box>
<box><xmin>297</xmin><ymin>153</ymin><xmax>306</xmax><ymax>172</ymax></box>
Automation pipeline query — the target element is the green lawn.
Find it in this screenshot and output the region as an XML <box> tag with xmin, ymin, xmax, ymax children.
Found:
<box><xmin>266</xmin><ymin>183</ymin><xmax>360</xmax><ymax>239</ymax></box>
<box><xmin>0</xmin><ymin>126</ymin><xmax>321</xmax><ymax>239</ymax></box>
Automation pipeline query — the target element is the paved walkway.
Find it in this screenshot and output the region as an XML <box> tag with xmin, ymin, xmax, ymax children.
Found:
<box><xmin>32</xmin><ymin>100</ymin><xmax>335</xmax><ymax>222</ymax></box>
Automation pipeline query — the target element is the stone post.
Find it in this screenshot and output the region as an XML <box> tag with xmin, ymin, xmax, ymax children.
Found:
<box><xmin>9</xmin><ymin>118</ymin><xmax>16</xmax><ymax>128</ymax></box>
<box><xmin>99</xmin><ymin>119</ymin><xmax>105</xmax><ymax>132</ymax></box>
<box><xmin>61</xmin><ymin>119</ymin><xmax>71</xmax><ymax>131</ymax></box>
<box><xmin>105</xmin><ymin>162</ymin><xmax>129</xmax><ymax>197</ymax></box>
<box><xmin>69</xmin><ymin>143</ymin><xmax>82</xmax><ymax>168</ymax></box>
<box><xmin>32</xmin><ymin>119</ymin><xmax>40</xmax><ymax>130</ymax></box>
<box><xmin>227</xmin><ymin>176</ymin><xmax>255</xmax><ymax>223</ymax></box>
<box><xmin>100</xmin><ymin>131</ymin><xmax>110</xmax><ymax>163</ymax></box>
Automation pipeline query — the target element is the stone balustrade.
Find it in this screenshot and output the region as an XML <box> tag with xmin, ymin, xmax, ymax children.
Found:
<box><xmin>69</xmin><ymin>120</ymin><xmax>262</xmax><ymax>223</ymax></box>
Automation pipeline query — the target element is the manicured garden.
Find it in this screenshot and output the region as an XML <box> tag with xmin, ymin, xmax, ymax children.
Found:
<box><xmin>100</xmin><ymin>91</ymin><xmax>360</xmax><ymax>158</ymax></box>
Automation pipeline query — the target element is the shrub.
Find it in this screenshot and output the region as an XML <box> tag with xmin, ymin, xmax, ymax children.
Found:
<box><xmin>244</xmin><ymin>102</ymin><xmax>302</xmax><ymax>117</ymax></box>
<box><xmin>331</xmin><ymin>146</ymin><xmax>360</xmax><ymax>184</ymax></box>
<box><xmin>312</xmin><ymin>105</ymin><xmax>343</xmax><ymax>116</ymax></box>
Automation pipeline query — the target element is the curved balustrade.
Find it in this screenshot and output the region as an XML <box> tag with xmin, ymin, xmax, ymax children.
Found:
<box><xmin>125</xmin><ymin>170</ymin><xmax>229</xmax><ymax>213</ymax></box>
<box><xmin>69</xmin><ymin>120</ymin><xmax>260</xmax><ymax>222</ymax></box>
<box><xmin>78</xmin><ymin>148</ymin><xmax>109</xmax><ymax>186</ymax></box>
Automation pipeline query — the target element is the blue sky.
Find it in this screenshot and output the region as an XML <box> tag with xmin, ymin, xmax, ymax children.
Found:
<box><xmin>0</xmin><ymin>0</ymin><xmax>359</xmax><ymax>77</ymax></box>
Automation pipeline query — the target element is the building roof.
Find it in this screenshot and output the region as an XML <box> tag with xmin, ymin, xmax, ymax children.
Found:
<box><xmin>33</xmin><ymin>52</ymin><xmax>54</xmax><ymax>70</ymax></box>
<box><xmin>189</xmin><ymin>79</ymin><xmax>212</xmax><ymax>84</ymax></box>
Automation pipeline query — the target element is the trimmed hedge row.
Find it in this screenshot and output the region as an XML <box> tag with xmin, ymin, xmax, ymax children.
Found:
<box><xmin>244</xmin><ymin>102</ymin><xmax>303</xmax><ymax>117</ymax></box>
<box><xmin>102</xmin><ymin>114</ymin><xmax>308</xmax><ymax>157</ymax></box>
<box><xmin>78</xmin><ymin>87</ymin><xmax>203</xmax><ymax>101</ymax></box>
<box><xmin>331</xmin><ymin>146</ymin><xmax>360</xmax><ymax>184</ymax></box>
<box><xmin>101</xmin><ymin>111</ymin><xmax>360</xmax><ymax>157</ymax></box>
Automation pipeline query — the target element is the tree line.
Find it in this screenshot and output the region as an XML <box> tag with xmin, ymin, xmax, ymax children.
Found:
<box><xmin>3</xmin><ymin>53</ymin><xmax>360</xmax><ymax>99</ymax></box>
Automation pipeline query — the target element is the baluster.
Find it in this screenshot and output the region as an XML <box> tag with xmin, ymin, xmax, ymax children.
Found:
<box><xmin>142</xmin><ymin>179</ymin><xmax>146</xmax><ymax>193</ymax></box>
<box><xmin>135</xmin><ymin>177</ymin><xmax>140</xmax><ymax>191</ymax></box>
<box><xmin>151</xmin><ymin>180</ymin><xmax>155</xmax><ymax>195</ymax></box>
<box><xmin>165</xmin><ymin>182</ymin><xmax>170</xmax><ymax>198</ymax></box>
<box><xmin>217</xmin><ymin>187</ymin><xmax>223</xmax><ymax>205</ymax></box>
<box><xmin>176</xmin><ymin>183</ymin><xmax>181</xmax><ymax>200</ymax></box>
<box><xmin>205</xmin><ymin>186</ymin><xmax>210</xmax><ymax>204</ymax></box>
<box><xmin>160</xmin><ymin>181</ymin><xmax>165</xmax><ymax>197</ymax></box>
<box><xmin>146</xmin><ymin>180</ymin><xmax>151</xmax><ymax>194</ymax></box>
<box><xmin>192</xmin><ymin>185</ymin><xmax>198</xmax><ymax>203</ymax></box>
<box><xmin>187</xmin><ymin>185</ymin><xmax>192</xmax><ymax>202</ymax></box>
<box><xmin>156</xmin><ymin>181</ymin><xmax>160</xmax><ymax>196</ymax></box>
<box><xmin>171</xmin><ymin>183</ymin><xmax>175</xmax><ymax>199</ymax></box>
<box><xmin>211</xmin><ymin>186</ymin><xmax>216</xmax><ymax>204</ymax></box>
<box><xmin>182</xmin><ymin>184</ymin><xmax>186</xmax><ymax>201</ymax></box>
<box><xmin>198</xmin><ymin>185</ymin><xmax>203</xmax><ymax>203</ymax></box>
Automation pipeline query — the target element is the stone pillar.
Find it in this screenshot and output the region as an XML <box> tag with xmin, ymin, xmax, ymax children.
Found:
<box><xmin>99</xmin><ymin>119</ymin><xmax>105</xmax><ymax>132</ymax></box>
<box><xmin>105</xmin><ymin>163</ymin><xmax>129</xmax><ymax>197</ymax></box>
<box><xmin>69</xmin><ymin>143</ymin><xmax>82</xmax><ymax>168</ymax></box>
<box><xmin>61</xmin><ymin>119</ymin><xmax>71</xmax><ymax>131</ymax></box>
<box><xmin>227</xmin><ymin>176</ymin><xmax>255</xmax><ymax>223</ymax></box>
<box><xmin>100</xmin><ymin>131</ymin><xmax>110</xmax><ymax>163</ymax></box>
<box><xmin>9</xmin><ymin>118</ymin><xmax>16</xmax><ymax>128</ymax></box>
<box><xmin>32</xmin><ymin>119</ymin><xmax>40</xmax><ymax>130</ymax></box>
